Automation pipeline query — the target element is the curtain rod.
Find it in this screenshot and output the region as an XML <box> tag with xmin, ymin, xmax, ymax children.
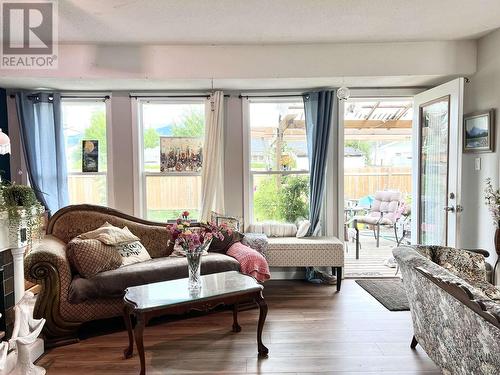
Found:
<box><xmin>239</xmin><ymin>94</ymin><xmax>306</xmax><ymax>99</ymax></box>
<box><xmin>129</xmin><ymin>94</ymin><xmax>231</xmax><ymax>99</ymax></box>
<box><xmin>9</xmin><ymin>94</ymin><xmax>110</xmax><ymax>100</ymax></box>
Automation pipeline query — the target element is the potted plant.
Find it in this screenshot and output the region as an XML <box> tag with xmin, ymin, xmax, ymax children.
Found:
<box><xmin>0</xmin><ymin>183</ymin><xmax>44</xmax><ymax>249</ymax></box>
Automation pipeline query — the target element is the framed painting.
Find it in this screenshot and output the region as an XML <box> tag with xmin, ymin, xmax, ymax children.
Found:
<box><xmin>463</xmin><ymin>109</ymin><xmax>495</xmax><ymax>153</ymax></box>
<box><xmin>82</xmin><ymin>140</ymin><xmax>98</xmax><ymax>172</ymax></box>
<box><xmin>160</xmin><ymin>137</ymin><xmax>203</xmax><ymax>172</ymax></box>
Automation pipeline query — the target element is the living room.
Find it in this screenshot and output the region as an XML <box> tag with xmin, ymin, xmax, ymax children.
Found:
<box><xmin>0</xmin><ymin>1</ymin><xmax>499</xmax><ymax>374</ymax></box>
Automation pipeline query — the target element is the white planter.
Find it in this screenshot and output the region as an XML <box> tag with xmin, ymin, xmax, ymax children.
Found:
<box><xmin>1</xmin><ymin>207</ymin><xmax>39</xmax><ymax>249</ymax></box>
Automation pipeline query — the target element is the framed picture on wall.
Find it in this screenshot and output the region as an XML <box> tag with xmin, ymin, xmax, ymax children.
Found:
<box><xmin>463</xmin><ymin>109</ymin><xmax>495</xmax><ymax>153</ymax></box>
<box><xmin>160</xmin><ymin>137</ymin><xmax>203</xmax><ymax>172</ymax></box>
<box><xmin>82</xmin><ymin>140</ymin><xmax>99</xmax><ymax>172</ymax></box>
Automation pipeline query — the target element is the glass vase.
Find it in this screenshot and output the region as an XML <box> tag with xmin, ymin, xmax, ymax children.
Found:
<box><xmin>187</xmin><ymin>251</ymin><xmax>202</xmax><ymax>291</ymax></box>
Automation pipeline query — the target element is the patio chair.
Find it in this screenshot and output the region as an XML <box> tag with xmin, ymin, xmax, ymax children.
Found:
<box><xmin>350</xmin><ymin>190</ymin><xmax>403</xmax><ymax>250</ymax></box>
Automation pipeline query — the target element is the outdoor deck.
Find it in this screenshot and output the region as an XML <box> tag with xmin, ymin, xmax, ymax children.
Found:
<box><xmin>344</xmin><ymin>227</ymin><xmax>401</xmax><ymax>278</ymax></box>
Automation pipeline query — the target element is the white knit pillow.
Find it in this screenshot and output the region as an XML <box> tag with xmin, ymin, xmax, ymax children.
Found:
<box><xmin>296</xmin><ymin>220</ymin><xmax>311</xmax><ymax>238</ymax></box>
<box><xmin>248</xmin><ymin>222</ymin><xmax>297</xmax><ymax>237</ymax></box>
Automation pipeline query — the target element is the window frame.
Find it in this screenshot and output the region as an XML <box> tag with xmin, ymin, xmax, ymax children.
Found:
<box><xmin>134</xmin><ymin>97</ymin><xmax>207</xmax><ymax>220</ymax></box>
<box><xmin>61</xmin><ymin>96</ymin><xmax>113</xmax><ymax>207</ymax></box>
<box><xmin>243</xmin><ymin>96</ymin><xmax>309</xmax><ymax>227</ymax></box>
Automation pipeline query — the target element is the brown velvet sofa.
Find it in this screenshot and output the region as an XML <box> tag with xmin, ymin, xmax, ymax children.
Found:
<box><xmin>24</xmin><ymin>205</ymin><xmax>240</xmax><ymax>347</ymax></box>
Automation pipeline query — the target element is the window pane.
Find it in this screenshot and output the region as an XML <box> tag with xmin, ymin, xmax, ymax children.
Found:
<box><xmin>249</xmin><ymin>101</ymin><xmax>307</xmax><ymax>172</ymax></box>
<box><xmin>343</xmin><ymin>99</ymin><xmax>413</xmax><ymax>203</ymax></box>
<box><xmin>62</xmin><ymin>100</ymin><xmax>108</xmax><ymax>206</ymax></box>
<box><xmin>145</xmin><ymin>175</ymin><xmax>202</xmax><ymax>221</ymax></box>
<box><xmin>142</xmin><ymin>102</ymin><xmax>205</xmax><ymax>172</ymax></box>
<box><xmin>252</xmin><ymin>174</ymin><xmax>309</xmax><ymax>223</ymax></box>
<box><xmin>62</xmin><ymin>101</ymin><xmax>107</xmax><ymax>173</ymax></box>
<box><xmin>67</xmin><ymin>175</ymin><xmax>107</xmax><ymax>205</ymax></box>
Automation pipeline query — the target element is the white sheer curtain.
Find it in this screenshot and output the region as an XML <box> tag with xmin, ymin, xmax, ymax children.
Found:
<box><xmin>200</xmin><ymin>91</ymin><xmax>225</xmax><ymax>221</ymax></box>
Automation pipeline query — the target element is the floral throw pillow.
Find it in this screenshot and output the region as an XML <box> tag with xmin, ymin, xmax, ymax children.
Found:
<box><xmin>433</xmin><ymin>247</ymin><xmax>487</xmax><ymax>283</ymax></box>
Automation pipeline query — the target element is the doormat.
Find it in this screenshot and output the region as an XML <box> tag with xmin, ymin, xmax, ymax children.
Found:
<box><xmin>355</xmin><ymin>278</ymin><xmax>409</xmax><ymax>311</ymax></box>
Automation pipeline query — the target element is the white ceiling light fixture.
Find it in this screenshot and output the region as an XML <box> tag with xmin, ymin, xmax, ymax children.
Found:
<box><xmin>0</xmin><ymin>129</ymin><xmax>10</xmax><ymax>155</ymax></box>
<box><xmin>337</xmin><ymin>85</ymin><xmax>351</xmax><ymax>101</ymax></box>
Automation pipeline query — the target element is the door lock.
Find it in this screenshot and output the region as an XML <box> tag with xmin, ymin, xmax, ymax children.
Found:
<box><xmin>444</xmin><ymin>206</ymin><xmax>455</xmax><ymax>212</ymax></box>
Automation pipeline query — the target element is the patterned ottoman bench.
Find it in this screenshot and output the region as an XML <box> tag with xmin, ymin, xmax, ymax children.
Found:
<box><xmin>265</xmin><ymin>236</ymin><xmax>345</xmax><ymax>291</ymax></box>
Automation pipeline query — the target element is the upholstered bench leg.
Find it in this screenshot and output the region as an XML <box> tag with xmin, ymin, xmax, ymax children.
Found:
<box><xmin>332</xmin><ymin>266</ymin><xmax>342</xmax><ymax>292</ymax></box>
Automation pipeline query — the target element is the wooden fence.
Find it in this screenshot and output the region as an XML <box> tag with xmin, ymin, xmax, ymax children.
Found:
<box><xmin>69</xmin><ymin>167</ymin><xmax>411</xmax><ymax>210</ymax></box>
<box><xmin>344</xmin><ymin>166</ymin><xmax>412</xmax><ymax>200</ymax></box>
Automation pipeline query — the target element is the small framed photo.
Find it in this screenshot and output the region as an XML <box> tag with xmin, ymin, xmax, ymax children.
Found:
<box><xmin>463</xmin><ymin>109</ymin><xmax>495</xmax><ymax>153</ymax></box>
<box><xmin>216</xmin><ymin>216</ymin><xmax>240</xmax><ymax>232</ymax></box>
<box><xmin>82</xmin><ymin>140</ymin><xmax>99</xmax><ymax>172</ymax></box>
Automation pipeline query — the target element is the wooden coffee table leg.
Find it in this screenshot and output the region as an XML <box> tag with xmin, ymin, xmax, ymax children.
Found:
<box><xmin>255</xmin><ymin>293</ymin><xmax>269</xmax><ymax>358</ymax></box>
<box><xmin>135</xmin><ymin>313</ymin><xmax>146</xmax><ymax>375</ymax></box>
<box><xmin>232</xmin><ymin>303</ymin><xmax>241</xmax><ymax>332</ymax></box>
<box><xmin>123</xmin><ymin>305</ymin><xmax>134</xmax><ymax>359</ymax></box>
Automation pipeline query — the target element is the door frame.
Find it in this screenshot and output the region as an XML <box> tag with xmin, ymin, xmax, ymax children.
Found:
<box><xmin>336</xmin><ymin>88</ymin><xmax>426</xmax><ymax>243</ymax></box>
<box><xmin>411</xmin><ymin>78</ymin><xmax>465</xmax><ymax>247</ymax></box>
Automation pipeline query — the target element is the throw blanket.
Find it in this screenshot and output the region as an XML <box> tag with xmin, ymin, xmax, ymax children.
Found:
<box><xmin>227</xmin><ymin>242</ymin><xmax>271</xmax><ymax>282</ymax></box>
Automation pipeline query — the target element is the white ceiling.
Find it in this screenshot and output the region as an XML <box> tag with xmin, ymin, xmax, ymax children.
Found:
<box><xmin>59</xmin><ymin>0</ymin><xmax>500</xmax><ymax>44</ymax></box>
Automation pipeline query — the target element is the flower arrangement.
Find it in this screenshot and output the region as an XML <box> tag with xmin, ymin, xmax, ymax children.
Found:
<box><xmin>484</xmin><ymin>178</ymin><xmax>500</xmax><ymax>228</ymax></box>
<box><xmin>166</xmin><ymin>211</ymin><xmax>230</xmax><ymax>254</ymax></box>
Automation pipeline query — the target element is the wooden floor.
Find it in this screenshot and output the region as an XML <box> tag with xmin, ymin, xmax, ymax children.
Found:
<box><xmin>37</xmin><ymin>280</ymin><xmax>439</xmax><ymax>374</ymax></box>
<box><xmin>344</xmin><ymin>229</ymin><xmax>401</xmax><ymax>278</ymax></box>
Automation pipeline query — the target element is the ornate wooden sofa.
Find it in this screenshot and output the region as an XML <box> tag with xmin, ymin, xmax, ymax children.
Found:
<box><xmin>24</xmin><ymin>205</ymin><xmax>240</xmax><ymax>347</ymax></box>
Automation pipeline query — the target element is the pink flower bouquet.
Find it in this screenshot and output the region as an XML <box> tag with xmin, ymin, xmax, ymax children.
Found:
<box><xmin>166</xmin><ymin>212</ymin><xmax>231</xmax><ymax>254</ymax></box>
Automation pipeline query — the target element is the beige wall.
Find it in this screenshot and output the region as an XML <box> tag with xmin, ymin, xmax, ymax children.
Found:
<box><xmin>109</xmin><ymin>92</ymin><xmax>135</xmax><ymax>214</ymax></box>
<box><xmin>462</xmin><ymin>28</ymin><xmax>500</xmax><ymax>276</ymax></box>
<box><xmin>0</xmin><ymin>41</ymin><xmax>477</xmax><ymax>90</ymax></box>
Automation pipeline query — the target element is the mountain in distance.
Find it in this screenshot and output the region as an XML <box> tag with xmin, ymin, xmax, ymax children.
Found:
<box><xmin>466</xmin><ymin>126</ymin><xmax>488</xmax><ymax>138</ymax></box>
<box><xmin>156</xmin><ymin>124</ymin><xmax>173</xmax><ymax>136</ymax></box>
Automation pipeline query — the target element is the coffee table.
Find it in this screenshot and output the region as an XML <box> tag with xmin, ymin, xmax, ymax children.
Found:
<box><xmin>122</xmin><ymin>271</ymin><xmax>269</xmax><ymax>375</ymax></box>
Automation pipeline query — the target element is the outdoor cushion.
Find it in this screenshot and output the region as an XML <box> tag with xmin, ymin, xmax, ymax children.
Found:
<box><xmin>68</xmin><ymin>253</ymin><xmax>240</xmax><ymax>303</ymax></box>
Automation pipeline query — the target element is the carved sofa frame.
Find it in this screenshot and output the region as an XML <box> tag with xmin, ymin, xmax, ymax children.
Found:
<box><xmin>24</xmin><ymin>205</ymin><xmax>239</xmax><ymax>347</ymax></box>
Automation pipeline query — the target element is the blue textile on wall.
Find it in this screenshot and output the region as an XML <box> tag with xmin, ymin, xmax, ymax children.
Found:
<box><xmin>15</xmin><ymin>92</ymin><xmax>68</xmax><ymax>215</ymax></box>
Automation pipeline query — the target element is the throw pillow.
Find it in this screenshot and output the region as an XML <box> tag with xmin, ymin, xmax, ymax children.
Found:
<box><xmin>116</xmin><ymin>241</ymin><xmax>152</xmax><ymax>266</ymax></box>
<box><xmin>296</xmin><ymin>220</ymin><xmax>311</xmax><ymax>238</ymax></box>
<box><xmin>209</xmin><ymin>230</ymin><xmax>245</xmax><ymax>254</ymax></box>
<box><xmin>78</xmin><ymin>222</ymin><xmax>140</xmax><ymax>245</ymax></box>
<box><xmin>434</xmin><ymin>247</ymin><xmax>487</xmax><ymax>283</ymax></box>
<box><xmin>67</xmin><ymin>238</ymin><xmax>122</xmax><ymax>278</ymax></box>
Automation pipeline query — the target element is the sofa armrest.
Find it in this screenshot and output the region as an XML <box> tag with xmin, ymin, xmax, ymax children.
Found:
<box><xmin>24</xmin><ymin>235</ymin><xmax>80</xmax><ymax>341</ymax></box>
<box><xmin>464</xmin><ymin>248</ymin><xmax>490</xmax><ymax>258</ymax></box>
<box><xmin>25</xmin><ymin>235</ymin><xmax>71</xmax><ymax>287</ymax></box>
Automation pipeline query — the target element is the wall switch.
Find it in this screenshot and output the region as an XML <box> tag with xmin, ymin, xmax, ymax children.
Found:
<box><xmin>475</xmin><ymin>157</ymin><xmax>481</xmax><ymax>171</ymax></box>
